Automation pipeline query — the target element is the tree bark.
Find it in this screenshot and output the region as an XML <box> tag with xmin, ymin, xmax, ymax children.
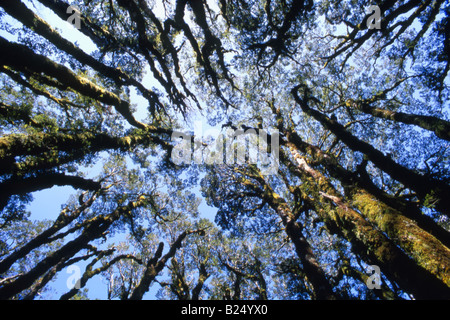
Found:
<box><xmin>0</xmin><ymin>197</ymin><xmax>146</xmax><ymax>299</ymax></box>
<box><xmin>0</xmin><ymin>130</ymin><xmax>172</xmax><ymax>176</ymax></box>
<box><xmin>0</xmin><ymin>35</ymin><xmax>144</xmax><ymax>129</ymax></box>
<box><xmin>6</xmin><ymin>0</ymin><xmax>165</xmax><ymax>112</ymax></box>
<box><xmin>191</xmin><ymin>263</ymin><xmax>210</xmax><ymax>300</ymax></box>
<box><xmin>348</xmin><ymin>189</ymin><xmax>450</xmax><ymax>288</ymax></box>
<box><xmin>292</xmin><ymin>86</ymin><xmax>450</xmax><ymax>216</ymax></box>
<box><xmin>241</xmin><ymin>171</ymin><xmax>337</xmax><ymax>300</ymax></box>
<box><xmin>284</xmin><ymin>144</ymin><xmax>450</xmax><ymax>299</ymax></box>
<box><xmin>285</xmin><ymin>129</ymin><xmax>450</xmax><ymax>249</ymax></box>
<box><xmin>0</xmin><ymin>190</ymin><xmax>100</xmax><ymax>274</ymax></box>
<box><xmin>129</xmin><ymin>230</ymin><xmax>197</xmax><ymax>300</ymax></box>
<box><xmin>353</xmin><ymin>101</ymin><xmax>450</xmax><ymax>142</ymax></box>
<box><xmin>59</xmin><ymin>251</ymin><xmax>141</xmax><ymax>300</ymax></box>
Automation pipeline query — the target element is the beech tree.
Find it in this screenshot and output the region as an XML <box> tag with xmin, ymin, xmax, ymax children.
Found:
<box><xmin>0</xmin><ymin>0</ymin><xmax>449</xmax><ymax>300</ymax></box>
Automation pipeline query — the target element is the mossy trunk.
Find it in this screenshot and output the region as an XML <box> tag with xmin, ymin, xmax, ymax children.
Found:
<box><xmin>0</xmin><ymin>131</ymin><xmax>158</xmax><ymax>175</ymax></box>
<box><xmin>286</xmin><ymin>144</ymin><xmax>450</xmax><ymax>299</ymax></box>
<box><xmin>291</xmin><ymin>87</ymin><xmax>450</xmax><ymax>217</ymax></box>
<box><xmin>241</xmin><ymin>174</ymin><xmax>337</xmax><ymax>300</ymax></box>
<box><xmin>129</xmin><ymin>230</ymin><xmax>192</xmax><ymax>300</ymax></box>
<box><xmin>285</xmin><ymin>129</ymin><xmax>450</xmax><ymax>249</ymax></box>
<box><xmin>355</xmin><ymin>102</ymin><xmax>450</xmax><ymax>142</ymax></box>
<box><xmin>351</xmin><ymin>190</ymin><xmax>450</xmax><ymax>288</ymax></box>
<box><xmin>275</xmin><ymin>203</ymin><xmax>336</xmax><ymax>300</ymax></box>
<box><xmin>0</xmin><ymin>35</ymin><xmax>146</xmax><ymax>130</ymax></box>
<box><xmin>0</xmin><ymin>198</ymin><xmax>146</xmax><ymax>300</ymax></box>
<box><xmin>0</xmin><ymin>190</ymin><xmax>100</xmax><ymax>275</ymax></box>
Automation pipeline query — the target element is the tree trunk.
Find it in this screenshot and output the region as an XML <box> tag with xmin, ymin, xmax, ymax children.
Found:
<box><xmin>252</xmin><ymin>177</ymin><xmax>337</xmax><ymax>300</ymax></box>
<box><xmin>285</xmin><ymin>144</ymin><xmax>450</xmax><ymax>299</ymax></box>
<box><xmin>0</xmin><ymin>198</ymin><xmax>146</xmax><ymax>299</ymax></box>
<box><xmin>292</xmin><ymin>86</ymin><xmax>450</xmax><ymax>216</ymax></box>
<box><xmin>354</xmin><ymin>101</ymin><xmax>450</xmax><ymax>142</ymax></box>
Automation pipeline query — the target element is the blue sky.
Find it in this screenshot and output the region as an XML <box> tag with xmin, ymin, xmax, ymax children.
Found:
<box><xmin>1</xmin><ymin>1</ymin><xmax>222</xmax><ymax>299</ymax></box>
<box><xmin>0</xmin><ymin>0</ymin><xmax>160</xmax><ymax>299</ymax></box>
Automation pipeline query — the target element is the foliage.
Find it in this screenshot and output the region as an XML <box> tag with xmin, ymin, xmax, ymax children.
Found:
<box><xmin>0</xmin><ymin>0</ymin><xmax>449</xmax><ymax>300</ymax></box>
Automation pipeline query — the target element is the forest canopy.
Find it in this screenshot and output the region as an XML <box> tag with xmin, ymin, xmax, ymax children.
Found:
<box><xmin>0</xmin><ymin>0</ymin><xmax>449</xmax><ymax>300</ymax></box>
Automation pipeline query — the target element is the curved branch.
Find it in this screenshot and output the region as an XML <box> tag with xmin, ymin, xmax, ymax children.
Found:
<box><xmin>0</xmin><ymin>36</ymin><xmax>146</xmax><ymax>130</ymax></box>
<box><xmin>292</xmin><ymin>85</ymin><xmax>450</xmax><ymax>216</ymax></box>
